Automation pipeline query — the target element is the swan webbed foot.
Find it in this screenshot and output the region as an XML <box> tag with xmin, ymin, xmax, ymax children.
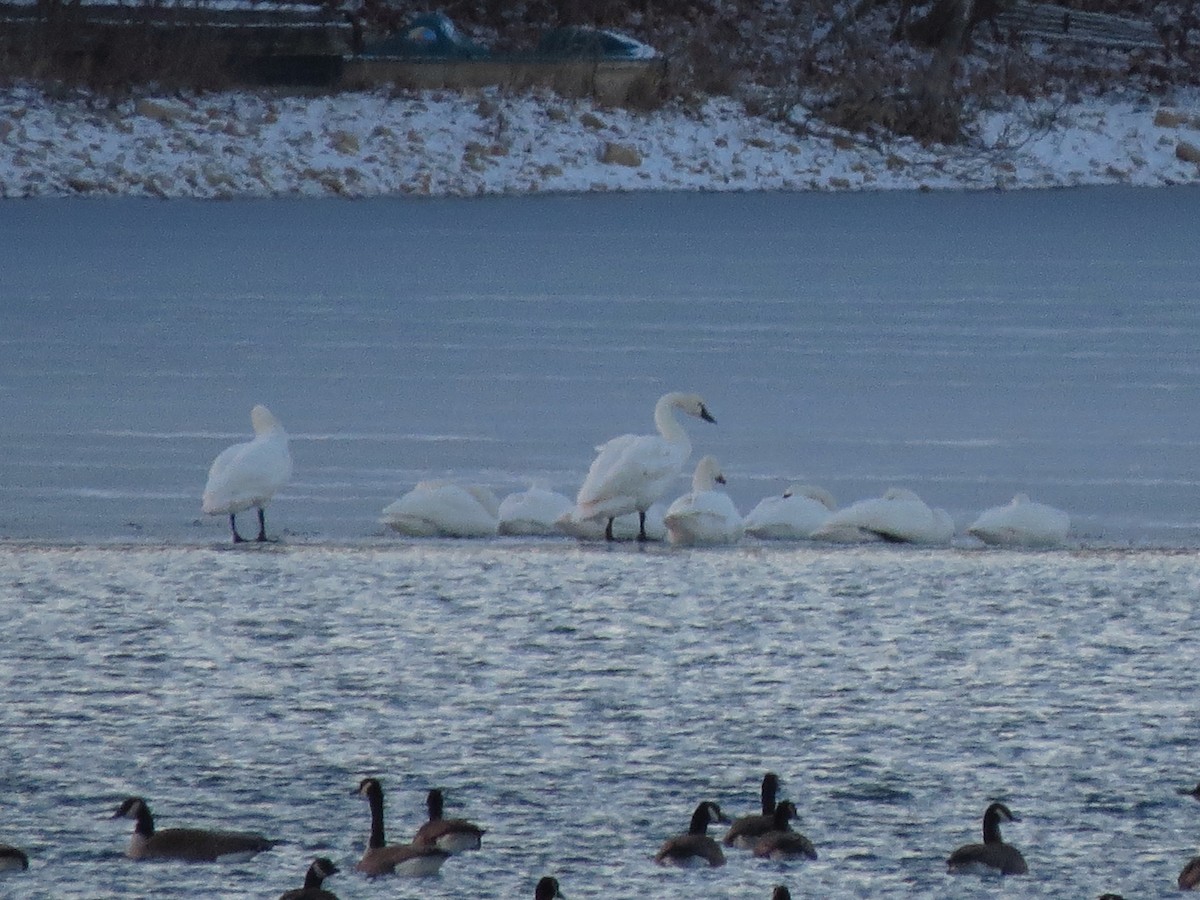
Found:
<box><xmin>255</xmin><ymin>507</ymin><xmax>273</xmax><ymax>542</ymax></box>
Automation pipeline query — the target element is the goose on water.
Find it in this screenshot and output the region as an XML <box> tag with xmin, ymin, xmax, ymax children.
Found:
<box><xmin>412</xmin><ymin>788</ymin><xmax>485</xmax><ymax>853</ymax></box>
<box><xmin>573</xmin><ymin>391</ymin><xmax>716</xmax><ymax>542</ymax></box>
<box><xmin>111</xmin><ymin>796</ymin><xmax>273</xmax><ymax>862</ymax></box>
<box><xmin>654</xmin><ymin>800</ymin><xmax>730</xmax><ymax>868</ymax></box>
<box><xmin>723</xmin><ymin>772</ymin><xmax>782</xmax><ymax>849</ymax></box>
<box><xmin>279</xmin><ymin>856</ymin><xmax>339</xmax><ymax>900</ymax></box>
<box><xmin>946</xmin><ymin>801</ymin><xmax>1028</xmax><ymax>875</ymax></box>
<box><xmin>352</xmin><ymin>778</ymin><xmax>449</xmax><ymax>877</ymax></box>
<box><xmin>535</xmin><ymin>876</ymin><xmax>565</xmax><ymax>899</ymax></box>
<box><xmin>752</xmin><ymin>800</ymin><xmax>817</xmax><ymax>861</ymax></box>
<box><xmin>0</xmin><ymin>843</ymin><xmax>28</xmax><ymax>872</ymax></box>
<box><xmin>202</xmin><ymin>404</ymin><xmax>292</xmax><ymax>543</ymax></box>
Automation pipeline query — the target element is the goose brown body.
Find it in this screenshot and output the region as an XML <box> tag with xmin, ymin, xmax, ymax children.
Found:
<box><xmin>412</xmin><ymin>789</ymin><xmax>485</xmax><ymax>853</ymax></box>
<box><xmin>111</xmin><ymin>797</ymin><xmax>273</xmax><ymax>863</ymax></box>
<box><xmin>946</xmin><ymin>802</ymin><xmax>1027</xmax><ymax>875</ymax></box>
<box><xmin>753</xmin><ymin>801</ymin><xmax>817</xmax><ymax>861</ymax></box>
<box><xmin>280</xmin><ymin>857</ymin><xmax>339</xmax><ymax>900</ymax></box>
<box><xmin>353</xmin><ymin>778</ymin><xmax>449</xmax><ymax>877</ymax></box>
<box><xmin>723</xmin><ymin>772</ymin><xmax>781</xmax><ymax>848</ymax></box>
<box><xmin>654</xmin><ymin>801</ymin><xmax>730</xmax><ymax>868</ymax></box>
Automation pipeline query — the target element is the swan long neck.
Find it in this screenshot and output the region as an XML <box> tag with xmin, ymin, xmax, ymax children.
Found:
<box><xmin>654</xmin><ymin>394</ymin><xmax>691</xmax><ymax>446</ymax></box>
<box><xmin>366</xmin><ymin>785</ymin><xmax>386</xmax><ymax>849</ymax></box>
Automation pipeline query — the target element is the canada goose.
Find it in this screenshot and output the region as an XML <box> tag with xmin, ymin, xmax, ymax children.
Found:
<box><xmin>0</xmin><ymin>843</ymin><xmax>28</xmax><ymax>871</ymax></box>
<box><xmin>1179</xmin><ymin>782</ymin><xmax>1200</xmax><ymax>801</ymax></box>
<box><xmin>535</xmin><ymin>875</ymin><xmax>565</xmax><ymax>899</ymax></box>
<box><xmin>412</xmin><ymin>788</ymin><xmax>485</xmax><ymax>852</ymax></box>
<box><xmin>352</xmin><ymin>778</ymin><xmax>449</xmax><ymax>877</ymax></box>
<box><xmin>946</xmin><ymin>801</ymin><xmax>1028</xmax><ymax>875</ymax></box>
<box><xmin>753</xmin><ymin>801</ymin><xmax>818</xmax><ymax>860</ymax></box>
<box><xmin>723</xmin><ymin>772</ymin><xmax>781</xmax><ymax>848</ymax></box>
<box><xmin>574</xmin><ymin>392</ymin><xmax>716</xmax><ymax>541</ymax></box>
<box><xmin>280</xmin><ymin>857</ymin><xmax>339</xmax><ymax>900</ymax></box>
<box><xmin>1181</xmin><ymin>856</ymin><xmax>1200</xmax><ymax>890</ymax></box>
<box><xmin>771</xmin><ymin>888</ymin><xmax>792</xmax><ymax>900</ymax></box>
<box><xmin>654</xmin><ymin>800</ymin><xmax>730</xmax><ymax>868</ymax></box>
<box><xmin>111</xmin><ymin>797</ymin><xmax>273</xmax><ymax>862</ymax></box>
<box><xmin>202</xmin><ymin>404</ymin><xmax>292</xmax><ymax>543</ymax></box>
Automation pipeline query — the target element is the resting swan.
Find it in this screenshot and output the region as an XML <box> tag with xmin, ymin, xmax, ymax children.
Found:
<box><xmin>743</xmin><ymin>484</ymin><xmax>836</xmax><ymax>540</ymax></box>
<box><xmin>497</xmin><ymin>485</ymin><xmax>574</xmax><ymax>536</ymax></box>
<box><xmin>202</xmin><ymin>405</ymin><xmax>292</xmax><ymax>543</ymax></box>
<box><xmin>663</xmin><ymin>456</ymin><xmax>743</xmax><ymax>546</ymax></box>
<box><xmin>812</xmin><ymin>487</ymin><xmax>953</xmax><ymax>545</ymax></box>
<box><xmin>380</xmin><ymin>482</ymin><xmax>500</xmax><ymax>538</ymax></box>
<box><xmin>574</xmin><ymin>391</ymin><xmax>716</xmax><ymax>541</ymax></box>
<box><xmin>967</xmin><ymin>493</ymin><xmax>1070</xmax><ymax>548</ymax></box>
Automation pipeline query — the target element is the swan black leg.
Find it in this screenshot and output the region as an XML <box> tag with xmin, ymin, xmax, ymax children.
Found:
<box><xmin>637</xmin><ymin>510</ymin><xmax>648</xmax><ymax>542</ymax></box>
<box><xmin>230</xmin><ymin>513</ymin><xmax>246</xmax><ymax>543</ymax></box>
<box><xmin>605</xmin><ymin>518</ymin><xmax>615</xmax><ymax>541</ymax></box>
<box><xmin>255</xmin><ymin>507</ymin><xmax>270</xmax><ymax>542</ymax></box>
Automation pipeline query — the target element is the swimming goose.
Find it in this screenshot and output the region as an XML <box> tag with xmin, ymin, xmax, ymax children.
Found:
<box><xmin>654</xmin><ymin>800</ymin><xmax>730</xmax><ymax>868</ymax></box>
<box><xmin>743</xmin><ymin>484</ymin><xmax>836</xmax><ymax>540</ymax></box>
<box><xmin>352</xmin><ymin>778</ymin><xmax>449</xmax><ymax>877</ymax></box>
<box><xmin>111</xmin><ymin>796</ymin><xmax>273</xmax><ymax>862</ymax></box>
<box><xmin>574</xmin><ymin>391</ymin><xmax>716</xmax><ymax>541</ymax></box>
<box><xmin>771</xmin><ymin>888</ymin><xmax>792</xmax><ymax>900</ymax></box>
<box><xmin>1182</xmin><ymin>856</ymin><xmax>1200</xmax><ymax>889</ymax></box>
<box><xmin>280</xmin><ymin>857</ymin><xmax>339</xmax><ymax>899</ymax></box>
<box><xmin>202</xmin><ymin>404</ymin><xmax>292</xmax><ymax>543</ymax></box>
<box><xmin>946</xmin><ymin>802</ymin><xmax>1028</xmax><ymax>875</ymax></box>
<box><xmin>0</xmin><ymin>844</ymin><xmax>28</xmax><ymax>871</ymax></box>
<box><xmin>497</xmin><ymin>485</ymin><xmax>574</xmax><ymax>536</ymax></box>
<box><xmin>380</xmin><ymin>481</ymin><xmax>500</xmax><ymax>537</ymax></box>
<box><xmin>663</xmin><ymin>455</ymin><xmax>743</xmax><ymax>546</ymax></box>
<box><xmin>753</xmin><ymin>801</ymin><xmax>817</xmax><ymax>861</ymax></box>
<box><xmin>1180</xmin><ymin>782</ymin><xmax>1200</xmax><ymax>801</ymax></box>
<box><xmin>723</xmin><ymin>772</ymin><xmax>782</xmax><ymax>848</ymax></box>
<box><xmin>412</xmin><ymin>788</ymin><xmax>485</xmax><ymax>852</ymax></box>
<box><xmin>535</xmin><ymin>876</ymin><xmax>565</xmax><ymax>899</ymax></box>
<box><xmin>967</xmin><ymin>493</ymin><xmax>1070</xmax><ymax>548</ymax></box>
<box><xmin>812</xmin><ymin>487</ymin><xmax>953</xmax><ymax>545</ymax></box>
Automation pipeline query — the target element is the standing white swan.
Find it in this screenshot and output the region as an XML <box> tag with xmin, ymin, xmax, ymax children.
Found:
<box><xmin>663</xmin><ymin>456</ymin><xmax>743</xmax><ymax>546</ymax></box>
<box><xmin>202</xmin><ymin>404</ymin><xmax>292</xmax><ymax>544</ymax></box>
<box><xmin>812</xmin><ymin>487</ymin><xmax>953</xmax><ymax>545</ymax></box>
<box><xmin>573</xmin><ymin>391</ymin><xmax>716</xmax><ymax>541</ymax></box>
<box><xmin>381</xmin><ymin>482</ymin><xmax>500</xmax><ymax>538</ymax></box>
<box><xmin>743</xmin><ymin>484</ymin><xmax>836</xmax><ymax>540</ymax></box>
<box><xmin>967</xmin><ymin>493</ymin><xmax>1070</xmax><ymax>548</ymax></box>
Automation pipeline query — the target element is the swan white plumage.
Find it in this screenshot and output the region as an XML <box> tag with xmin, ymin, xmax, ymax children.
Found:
<box><xmin>381</xmin><ymin>482</ymin><xmax>500</xmax><ymax>538</ymax></box>
<box><xmin>967</xmin><ymin>493</ymin><xmax>1070</xmax><ymax>548</ymax></box>
<box><xmin>743</xmin><ymin>484</ymin><xmax>836</xmax><ymax>540</ymax></box>
<box><xmin>811</xmin><ymin>487</ymin><xmax>953</xmax><ymax>544</ymax></box>
<box><xmin>573</xmin><ymin>391</ymin><xmax>716</xmax><ymax>541</ymax></box>
<box><xmin>497</xmin><ymin>485</ymin><xmax>574</xmax><ymax>536</ymax></box>
<box><xmin>555</xmin><ymin>504</ymin><xmax>668</xmax><ymax>542</ymax></box>
<box><xmin>201</xmin><ymin>404</ymin><xmax>292</xmax><ymax>543</ymax></box>
<box><xmin>663</xmin><ymin>456</ymin><xmax>743</xmax><ymax>546</ymax></box>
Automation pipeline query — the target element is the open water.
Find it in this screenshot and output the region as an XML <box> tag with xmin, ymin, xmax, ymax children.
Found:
<box><xmin>0</xmin><ymin>188</ymin><xmax>1199</xmax><ymax>898</ymax></box>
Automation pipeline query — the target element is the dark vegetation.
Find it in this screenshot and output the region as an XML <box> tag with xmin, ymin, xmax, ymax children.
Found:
<box><xmin>2</xmin><ymin>0</ymin><xmax>1197</xmax><ymax>144</ymax></box>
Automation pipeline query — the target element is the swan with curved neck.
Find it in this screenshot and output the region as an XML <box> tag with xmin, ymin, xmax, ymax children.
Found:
<box><xmin>575</xmin><ymin>392</ymin><xmax>716</xmax><ymax>542</ymax></box>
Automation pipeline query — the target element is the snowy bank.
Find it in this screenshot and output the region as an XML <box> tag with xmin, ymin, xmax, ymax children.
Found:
<box><xmin>1</xmin><ymin>83</ymin><xmax>1198</xmax><ymax>198</ymax></box>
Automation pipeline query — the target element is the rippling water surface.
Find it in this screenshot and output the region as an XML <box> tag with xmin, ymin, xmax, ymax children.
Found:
<box><xmin>3</xmin><ymin>542</ymin><xmax>1198</xmax><ymax>899</ymax></box>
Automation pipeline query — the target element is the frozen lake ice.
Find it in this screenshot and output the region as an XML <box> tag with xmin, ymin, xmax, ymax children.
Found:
<box><xmin>2</xmin><ymin>187</ymin><xmax>1198</xmax><ymax>546</ymax></box>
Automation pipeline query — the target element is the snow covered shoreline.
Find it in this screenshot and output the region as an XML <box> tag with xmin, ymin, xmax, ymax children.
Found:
<box><xmin>1</xmin><ymin>82</ymin><xmax>1199</xmax><ymax>198</ymax></box>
